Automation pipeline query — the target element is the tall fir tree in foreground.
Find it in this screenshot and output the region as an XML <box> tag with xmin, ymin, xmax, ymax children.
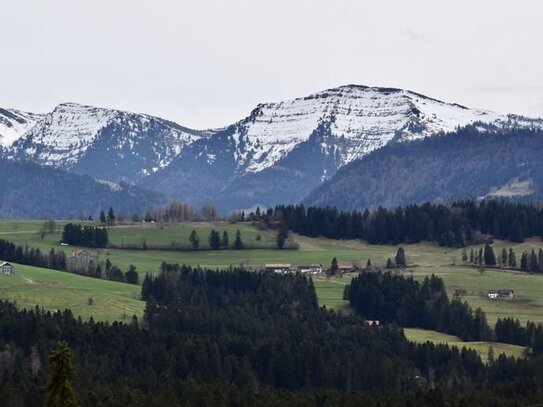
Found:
<box><xmin>45</xmin><ymin>341</ymin><xmax>77</xmax><ymax>407</ymax></box>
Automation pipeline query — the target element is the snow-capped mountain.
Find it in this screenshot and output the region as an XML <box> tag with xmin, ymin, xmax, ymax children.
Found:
<box><xmin>5</xmin><ymin>85</ymin><xmax>543</xmax><ymax>211</ymax></box>
<box><xmin>139</xmin><ymin>85</ymin><xmax>543</xmax><ymax>210</ymax></box>
<box><xmin>208</xmin><ymin>85</ymin><xmax>539</xmax><ymax>176</ymax></box>
<box><xmin>0</xmin><ymin>108</ymin><xmax>43</xmax><ymax>147</ymax></box>
<box><xmin>7</xmin><ymin>102</ymin><xmax>203</xmax><ymax>183</ymax></box>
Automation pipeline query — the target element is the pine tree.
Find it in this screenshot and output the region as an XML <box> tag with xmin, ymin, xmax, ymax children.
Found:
<box><xmin>469</xmin><ymin>248</ymin><xmax>474</xmax><ymax>264</ymax></box>
<box><xmin>189</xmin><ymin>230</ymin><xmax>199</xmax><ymax>250</ymax></box>
<box><xmin>483</xmin><ymin>243</ymin><xmax>496</xmax><ymax>266</ymax></box>
<box><xmin>221</xmin><ymin>231</ymin><xmax>229</xmax><ymax>249</ymax></box>
<box><xmin>366</xmin><ymin>259</ymin><xmax>373</xmax><ymax>271</ymax></box>
<box><xmin>461</xmin><ymin>248</ymin><xmax>468</xmax><ymax>263</ymax></box>
<box><xmin>521</xmin><ymin>251</ymin><xmax>528</xmax><ymax>271</ymax></box>
<box><xmin>395</xmin><ymin>247</ymin><xmax>406</xmax><ymax>268</ymax></box>
<box><xmin>107</xmin><ymin>207</ymin><xmax>115</xmax><ymax>225</ymax></box>
<box><xmin>234</xmin><ymin>230</ymin><xmax>243</xmax><ymax>250</ymax></box>
<box><xmin>530</xmin><ymin>249</ymin><xmax>539</xmax><ymax>273</ymax></box>
<box><xmin>99</xmin><ymin>210</ymin><xmax>106</xmax><ymax>224</ymax></box>
<box><xmin>44</xmin><ymin>341</ymin><xmax>77</xmax><ymax>407</ymax></box>
<box><xmin>208</xmin><ymin>230</ymin><xmax>221</xmax><ymax>250</ymax></box>
<box><xmin>276</xmin><ymin>224</ymin><xmax>288</xmax><ymax>249</ymax></box>
<box><xmin>386</xmin><ymin>258</ymin><xmax>394</xmax><ymax>269</ymax></box>
<box><xmin>478</xmin><ymin>248</ymin><xmax>483</xmax><ymax>266</ymax></box>
<box><xmin>500</xmin><ymin>248</ymin><xmax>507</xmax><ymax>268</ymax></box>
<box><xmin>330</xmin><ymin>257</ymin><xmax>339</xmax><ymax>275</ymax></box>
<box><xmin>508</xmin><ymin>248</ymin><xmax>517</xmax><ymax>268</ymax></box>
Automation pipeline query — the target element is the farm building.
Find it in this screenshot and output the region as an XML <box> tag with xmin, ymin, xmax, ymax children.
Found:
<box><xmin>0</xmin><ymin>262</ymin><xmax>15</xmax><ymax>275</ymax></box>
<box><xmin>338</xmin><ymin>263</ymin><xmax>355</xmax><ymax>274</ymax></box>
<box><xmin>265</xmin><ymin>264</ymin><xmax>292</xmax><ymax>274</ymax></box>
<box><xmin>296</xmin><ymin>264</ymin><xmax>323</xmax><ymax>274</ymax></box>
<box><xmin>488</xmin><ymin>289</ymin><xmax>515</xmax><ymax>299</ymax></box>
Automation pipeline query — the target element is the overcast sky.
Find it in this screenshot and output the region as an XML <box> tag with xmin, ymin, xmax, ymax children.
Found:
<box><xmin>1</xmin><ymin>0</ymin><xmax>542</xmax><ymax>128</ymax></box>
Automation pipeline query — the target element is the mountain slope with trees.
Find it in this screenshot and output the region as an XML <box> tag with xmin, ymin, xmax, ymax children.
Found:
<box><xmin>304</xmin><ymin>126</ymin><xmax>543</xmax><ymax>210</ymax></box>
<box><xmin>0</xmin><ymin>158</ymin><xmax>163</xmax><ymax>218</ymax></box>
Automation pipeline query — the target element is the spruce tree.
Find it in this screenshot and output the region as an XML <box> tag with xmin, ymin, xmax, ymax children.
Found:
<box><xmin>99</xmin><ymin>210</ymin><xmax>106</xmax><ymax>224</ymax></box>
<box><xmin>500</xmin><ymin>248</ymin><xmax>507</xmax><ymax>268</ymax></box>
<box><xmin>276</xmin><ymin>224</ymin><xmax>288</xmax><ymax>249</ymax></box>
<box><xmin>521</xmin><ymin>251</ymin><xmax>528</xmax><ymax>271</ymax></box>
<box><xmin>330</xmin><ymin>257</ymin><xmax>339</xmax><ymax>275</ymax></box>
<box><xmin>461</xmin><ymin>248</ymin><xmax>468</xmax><ymax>263</ymax></box>
<box><xmin>208</xmin><ymin>230</ymin><xmax>221</xmax><ymax>250</ymax></box>
<box><xmin>483</xmin><ymin>243</ymin><xmax>496</xmax><ymax>266</ymax></box>
<box><xmin>44</xmin><ymin>341</ymin><xmax>77</xmax><ymax>407</ymax></box>
<box><xmin>386</xmin><ymin>258</ymin><xmax>394</xmax><ymax>269</ymax></box>
<box><xmin>508</xmin><ymin>248</ymin><xmax>516</xmax><ymax>268</ymax></box>
<box><xmin>189</xmin><ymin>230</ymin><xmax>199</xmax><ymax>250</ymax></box>
<box><xmin>221</xmin><ymin>231</ymin><xmax>229</xmax><ymax>249</ymax></box>
<box><xmin>107</xmin><ymin>207</ymin><xmax>115</xmax><ymax>225</ymax></box>
<box><xmin>469</xmin><ymin>248</ymin><xmax>474</xmax><ymax>264</ymax></box>
<box><xmin>395</xmin><ymin>247</ymin><xmax>406</xmax><ymax>268</ymax></box>
<box><xmin>234</xmin><ymin>230</ymin><xmax>243</xmax><ymax>250</ymax></box>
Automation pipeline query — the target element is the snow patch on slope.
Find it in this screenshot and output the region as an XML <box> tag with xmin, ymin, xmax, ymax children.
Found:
<box><xmin>0</xmin><ymin>109</ymin><xmax>43</xmax><ymax>147</ymax></box>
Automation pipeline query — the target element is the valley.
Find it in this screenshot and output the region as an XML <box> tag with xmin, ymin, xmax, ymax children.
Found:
<box><xmin>1</xmin><ymin>218</ymin><xmax>543</xmax><ymax>364</ymax></box>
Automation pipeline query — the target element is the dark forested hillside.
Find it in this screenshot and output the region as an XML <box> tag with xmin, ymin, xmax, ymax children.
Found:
<box><xmin>3</xmin><ymin>265</ymin><xmax>543</xmax><ymax>405</ymax></box>
<box><xmin>271</xmin><ymin>200</ymin><xmax>543</xmax><ymax>246</ymax></box>
<box><xmin>304</xmin><ymin>126</ymin><xmax>543</xmax><ymax>210</ymax></box>
<box><xmin>0</xmin><ymin>158</ymin><xmax>163</xmax><ymax>218</ymax></box>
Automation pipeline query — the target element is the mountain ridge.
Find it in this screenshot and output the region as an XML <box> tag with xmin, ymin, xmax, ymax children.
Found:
<box><xmin>3</xmin><ymin>85</ymin><xmax>543</xmax><ymax>211</ymax></box>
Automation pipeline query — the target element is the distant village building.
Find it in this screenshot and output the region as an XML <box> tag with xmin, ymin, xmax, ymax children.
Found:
<box><xmin>70</xmin><ymin>249</ymin><xmax>92</xmax><ymax>261</ymax></box>
<box><xmin>296</xmin><ymin>264</ymin><xmax>323</xmax><ymax>274</ymax></box>
<box><xmin>365</xmin><ymin>320</ymin><xmax>380</xmax><ymax>326</ymax></box>
<box><xmin>264</xmin><ymin>264</ymin><xmax>292</xmax><ymax>274</ymax></box>
<box><xmin>0</xmin><ymin>262</ymin><xmax>15</xmax><ymax>275</ymax></box>
<box><xmin>488</xmin><ymin>289</ymin><xmax>515</xmax><ymax>300</ymax></box>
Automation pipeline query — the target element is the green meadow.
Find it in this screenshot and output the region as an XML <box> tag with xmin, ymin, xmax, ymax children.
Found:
<box><xmin>1</xmin><ymin>217</ymin><xmax>543</xmax><ymax>359</ymax></box>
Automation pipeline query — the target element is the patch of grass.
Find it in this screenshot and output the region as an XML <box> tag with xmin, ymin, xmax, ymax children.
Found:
<box><xmin>404</xmin><ymin>328</ymin><xmax>528</xmax><ymax>363</ymax></box>
<box><xmin>3</xmin><ymin>220</ymin><xmax>543</xmax><ymax>326</ymax></box>
<box><xmin>0</xmin><ymin>263</ymin><xmax>144</xmax><ymax>323</ymax></box>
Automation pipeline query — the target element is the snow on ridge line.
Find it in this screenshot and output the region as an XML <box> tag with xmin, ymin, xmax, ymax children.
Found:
<box><xmin>234</xmin><ymin>85</ymin><xmax>525</xmax><ymax>174</ymax></box>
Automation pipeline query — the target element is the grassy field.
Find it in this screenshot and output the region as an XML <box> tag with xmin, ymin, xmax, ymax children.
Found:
<box><xmin>404</xmin><ymin>328</ymin><xmax>528</xmax><ymax>363</ymax></box>
<box><xmin>0</xmin><ymin>263</ymin><xmax>144</xmax><ymax>323</ymax></box>
<box><xmin>2</xmin><ymin>219</ymin><xmax>543</xmax><ymax>328</ymax></box>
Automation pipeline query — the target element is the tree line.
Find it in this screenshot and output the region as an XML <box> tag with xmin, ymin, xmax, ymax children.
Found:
<box><xmin>0</xmin><ymin>237</ymin><xmax>138</xmax><ymax>285</ymax></box>
<box><xmin>266</xmin><ymin>200</ymin><xmax>543</xmax><ymax>246</ymax></box>
<box><xmin>61</xmin><ymin>223</ymin><xmax>109</xmax><ymax>248</ymax></box>
<box><xmin>464</xmin><ymin>244</ymin><xmax>543</xmax><ymax>273</ymax></box>
<box><xmin>3</xmin><ymin>266</ymin><xmax>543</xmax><ymax>405</ymax></box>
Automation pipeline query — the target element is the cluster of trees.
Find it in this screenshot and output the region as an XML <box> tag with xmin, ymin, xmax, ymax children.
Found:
<box><xmin>0</xmin><ymin>238</ymin><xmax>67</xmax><ymax>270</ymax></box>
<box><xmin>142</xmin><ymin>202</ymin><xmax>220</xmax><ymax>223</ymax></box>
<box><xmin>205</xmin><ymin>229</ymin><xmax>243</xmax><ymax>250</ymax></box>
<box><xmin>3</xmin><ymin>267</ymin><xmax>543</xmax><ymax>405</ymax></box>
<box><xmin>345</xmin><ymin>272</ymin><xmax>491</xmax><ymax>341</ymax></box>
<box><xmin>61</xmin><ymin>223</ymin><xmax>109</xmax><ymax>248</ymax></box>
<box><xmin>99</xmin><ymin>207</ymin><xmax>116</xmax><ymax>225</ymax></box>
<box><xmin>0</xmin><ymin>237</ymin><xmax>136</xmax><ymax>285</ymax></box>
<box><xmin>495</xmin><ymin>318</ymin><xmax>543</xmax><ymax>355</ymax></box>
<box><xmin>464</xmin><ymin>244</ymin><xmax>543</xmax><ymax>273</ymax></box>
<box><xmin>268</xmin><ymin>200</ymin><xmax>543</xmax><ymax>246</ymax></box>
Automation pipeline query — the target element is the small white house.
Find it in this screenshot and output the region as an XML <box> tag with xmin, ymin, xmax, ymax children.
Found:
<box><xmin>0</xmin><ymin>262</ymin><xmax>15</xmax><ymax>275</ymax></box>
